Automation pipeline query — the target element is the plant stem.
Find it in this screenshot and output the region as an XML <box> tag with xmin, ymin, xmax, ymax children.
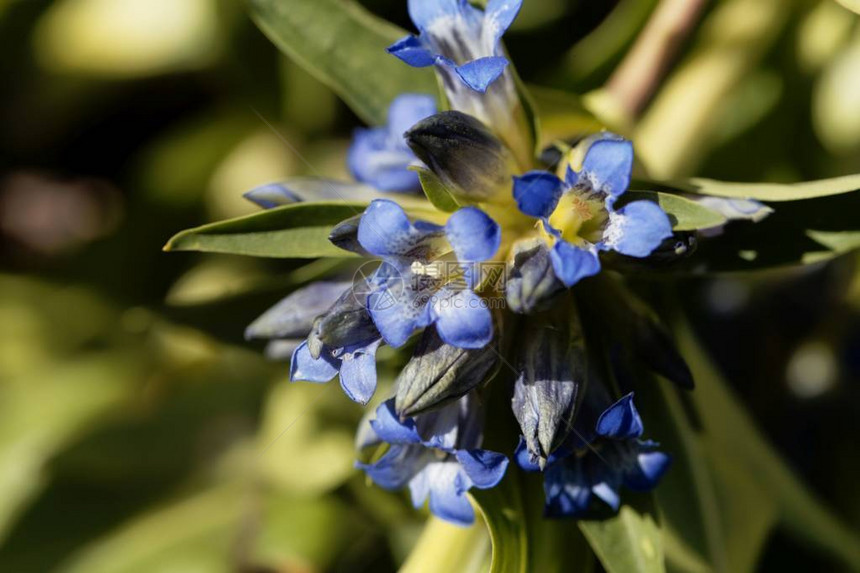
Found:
<box><xmin>605</xmin><ymin>0</ymin><xmax>710</xmax><ymax>120</ymax></box>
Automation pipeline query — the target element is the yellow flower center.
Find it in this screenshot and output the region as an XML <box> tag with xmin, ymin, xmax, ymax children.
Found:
<box><xmin>542</xmin><ymin>192</ymin><xmax>608</xmax><ymax>247</ymax></box>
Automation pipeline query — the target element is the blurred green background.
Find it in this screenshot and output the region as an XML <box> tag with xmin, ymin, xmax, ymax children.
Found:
<box><xmin>0</xmin><ymin>0</ymin><xmax>858</xmax><ymax>571</ymax></box>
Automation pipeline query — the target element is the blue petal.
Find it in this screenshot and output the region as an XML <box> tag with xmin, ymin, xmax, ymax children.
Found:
<box><xmin>408</xmin><ymin>0</ymin><xmax>464</xmax><ymax>30</ymax></box>
<box><xmin>243</xmin><ymin>183</ymin><xmax>300</xmax><ymax>209</ymax></box>
<box><xmin>388</xmin><ymin>94</ymin><xmax>438</xmax><ymax>137</ymax></box>
<box><xmin>338</xmin><ymin>340</ymin><xmax>382</xmax><ymax>404</ymax></box>
<box><xmin>357</xmin><ymin>199</ymin><xmax>445</xmax><ymax>259</ymax></box>
<box><xmin>357</xmin><ymin>444</ymin><xmax>426</xmax><ymax>490</ymax></box>
<box><xmin>544</xmin><ymin>460</ymin><xmax>591</xmax><ymax>517</ymax></box>
<box><xmin>369</xmin><ymin>400</ymin><xmax>423</xmax><ymax>444</ymax></box>
<box><xmin>514</xmin><ymin>437</ymin><xmax>541</xmax><ymax>471</ymax></box>
<box><xmin>484</xmin><ymin>0</ymin><xmax>523</xmax><ymax>42</ymax></box>
<box><xmin>603</xmin><ymin>200</ymin><xmax>673</xmax><ymax>258</ymax></box>
<box><xmin>347</xmin><ymin>128</ymin><xmax>419</xmax><ymax>192</ymax></box>
<box><xmin>595</xmin><ymin>393</ymin><xmax>644</xmax><ymax>440</ymax></box>
<box><xmin>625</xmin><ymin>450</ymin><xmax>672</xmax><ymax>491</ymax></box>
<box><xmin>427</xmin><ymin>463</ymin><xmax>476</xmax><ymax>526</ymax></box>
<box><xmin>408</xmin><ymin>464</ymin><xmax>431</xmax><ymax>507</ymax></box>
<box><xmin>416</xmin><ymin>399</ymin><xmax>465</xmax><ymax>452</ymax></box>
<box><xmin>445</xmin><ymin>206</ymin><xmax>501</xmax><ymax>263</ymax></box>
<box><xmin>290</xmin><ymin>341</ymin><xmax>338</xmax><ymax>383</ymax></box>
<box><xmin>429</xmin><ymin>289</ymin><xmax>493</xmax><ymax>349</ymax></box>
<box><xmin>513</xmin><ymin>171</ymin><xmax>565</xmax><ymax>218</ymax></box>
<box><xmin>454</xmin><ymin>57</ymin><xmax>509</xmax><ymax>92</ymax></box>
<box><xmin>581</xmin><ymin>137</ymin><xmax>634</xmax><ymax>198</ymax></box>
<box><xmin>387</xmin><ymin>35</ymin><xmax>436</xmax><ymax>67</ymax></box>
<box><xmin>564</xmin><ymin>166</ymin><xmax>578</xmax><ymax>188</ymax></box>
<box><xmin>548</xmin><ymin>241</ymin><xmax>601</xmax><ymax>287</ymax></box>
<box><xmin>367</xmin><ymin>266</ymin><xmax>437</xmax><ymax>348</ymax></box>
<box><xmin>591</xmin><ymin>480</ymin><xmax>621</xmax><ymax>511</ymax></box>
<box><xmin>456</xmin><ymin>449</ymin><xmax>508</xmax><ymax>489</ymax></box>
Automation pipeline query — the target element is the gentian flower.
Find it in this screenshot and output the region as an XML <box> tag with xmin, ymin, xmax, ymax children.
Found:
<box><xmin>347</xmin><ymin>94</ymin><xmax>438</xmax><ymax>192</ymax></box>
<box><xmin>357</xmin><ymin>396</ymin><xmax>509</xmax><ymax>526</ymax></box>
<box><xmin>289</xmin><ymin>277</ymin><xmax>386</xmax><ymax>405</ymax></box>
<box><xmin>517</xmin><ymin>393</ymin><xmax>671</xmax><ymax>517</ymax></box>
<box><xmin>389</xmin><ymin>0</ymin><xmax>531</xmax><ymax>166</ymax></box>
<box><xmin>512</xmin><ymin>135</ymin><xmax>673</xmax><ymax>288</ymax></box>
<box><xmin>357</xmin><ymin>198</ymin><xmax>501</xmax><ymax>349</ymax></box>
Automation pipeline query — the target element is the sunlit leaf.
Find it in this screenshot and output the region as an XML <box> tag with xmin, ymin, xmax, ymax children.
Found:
<box><xmin>623</xmin><ymin>191</ymin><xmax>727</xmax><ymax>231</ymax></box>
<box><xmin>471</xmin><ymin>472</ymin><xmax>529</xmax><ymax>573</ymax></box>
<box><xmin>654</xmin><ymin>174</ymin><xmax>860</xmax><ymax>202</ymax></box>
<box><xmin>579</xmin><ymin>504</ymin><xmax>665</xmax><ymax>573</ymax></box>
<box><xmin>399</xmin><ymin>517</ymin><xmax>490</xmax><ymax>573</ymax></box>
<box><xmin>164</xmin><ymin>201</ymin><xmax>367</xmax><ymax>258</ymax></box>
<box><xmin>248</xmin><ymin>0</ymin><xmax>438</xmax><ymax>126</ymax></box>
<box><xmin>414</xmin><ymin>168</ymin><xmax>460</xmax><ymax>213</ymax></box>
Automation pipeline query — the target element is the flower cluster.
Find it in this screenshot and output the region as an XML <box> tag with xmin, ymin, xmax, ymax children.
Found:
<box><xmin>246</xmin><ymin>0</ymin><xmax>685</xmax><ymax>525</ymax></box>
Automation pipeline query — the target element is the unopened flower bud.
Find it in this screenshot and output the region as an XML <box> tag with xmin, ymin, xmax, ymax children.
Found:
<box><xmin>395</xmin><ymin>326</ymin><xmax>500</xmax><ymax>417</ymax></box>
<box><xmin>405</xmin><ymin>111</ymin><xmax>515</xmax><ymax>203</ymax></box>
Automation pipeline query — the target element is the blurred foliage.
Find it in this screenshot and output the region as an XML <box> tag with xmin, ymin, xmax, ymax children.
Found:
<box><xmin>0</xmin><ymin>0</ymin><xmax>858</xmax><ymax>572</ymax></box>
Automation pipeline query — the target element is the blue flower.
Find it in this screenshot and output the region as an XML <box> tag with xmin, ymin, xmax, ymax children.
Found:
<box><xmin>289</xmin><ymin>277</ymin><xmax>388</xmax><ymax>405</ymax></box>
<box><xmin>512</xmin><ymin>135</ymin><xmax>673</xmax><ymax>288</ymax></box>
<box><xmin>389</xmin><ymin>1</ymin><xmax>530</xmax><ymax>165</ymax></box>
<box><xmin>388</xmin><ymin>0</ymin><xmax>521</xmax><ymax>93</ymax></box>
<box><xmin>357</xmin><ymin>396</ymin><xmax>509</xmax><ymax>526</ymax></box>
<box><xmin>517</xmin><ymin>393</ymin><xmax>672</xmax><ymax>518</ymax></box>
<box><xmin>357</xmin><ymin>199</ymin><xmax>501</xmax><ymax>349</ymax></box>
<box><xmin>348</xmin><ymin>94</ymin><xmax>438</xmax><ymax>192</ymax></box>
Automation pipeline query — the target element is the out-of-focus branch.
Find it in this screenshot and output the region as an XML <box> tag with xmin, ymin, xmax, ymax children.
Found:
<box><xmin>604</xmin><ymin>0</ymin><xmax>710</xmax><ymax>120</ymax></box>
<box><xmin>634</xmin><ymin>0</ymin><xmax>789</xmax><ymax>178</ymax></box>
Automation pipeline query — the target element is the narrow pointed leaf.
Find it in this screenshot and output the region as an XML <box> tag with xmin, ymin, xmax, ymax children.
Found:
<box><xmin>648</xmin><ymin>173</ymin><xmax>860</xmax><ymax>202</ymax></box>
<box><xmin>249</xmin><ymin>0</ymin><xmax>438</xmax><ymax>126</ymax></box>
<box><xmin>164</xmin><ymin>202</ymin><xmax>367</xmax><ymax>258</ymax></box>
<box><xmin>622</xmin><ymin>191</ymin><xmax>727</xmax><ymax>231</ymax></box>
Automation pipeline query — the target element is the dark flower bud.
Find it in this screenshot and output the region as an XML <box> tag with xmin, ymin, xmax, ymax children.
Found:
<box><xmin>395</xmin><ymin>326</ymin><xmax>500</xmax><ymax>417</ymax></box>
<box><xmin>505</xmin><ymin>239</ymin><xmax>564</xmax><ymax>314</ymax></box>
<box><xmin>245</xmin><ymin>281</ymin><xmax>352</xmax><ymax>341</ymax></box>
<box><xmin>329</xmin><ymin>214</ymin><xmax>369</xmax><ymax>256</ymax></box>
<box><xmin>512</xmin><ymin>303</ymin><xmax>587</xmax><ymax>466</ymax></box>
<box><xmin>405</xmin><ymin>111</ymin><xmax>515</xmax><ymax>202</ymax></box>
<box><xmin>308</xmin><ymin>282</ymin><xmax>379</xmax><ymax>358</ymax></box>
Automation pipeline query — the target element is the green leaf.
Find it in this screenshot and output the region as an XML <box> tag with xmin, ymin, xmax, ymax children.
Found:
<box><xmin>471</xmin><ymin>472</ymin><xmax>529</xmax><ymax>573</ymax></box>
<box><xmin>399</xmin><ymin>517</ymin><xmax>490</xmax><ymax>573</ymax></box>
<box><xmin>623</xmin><ymin>191</ymin><xmax>727</xmax><ymax>231</ymax></box>
<box><xmin>248</xmin><ymin>0</ymin><xmax>438</xmax><ymax>126</ymax></box>
<box><xmin>653</xmin><ymin>173</ymin><xmax>860</xmax><ymax>202</ymax></box>
<box><xmin>647</xmin><ymin>191</ymin><xmax>860</xmax><ymax>273</ymax></box>
<box><xmin>806</xmin><ymin>229</ymin><xmax>860</xmax><ymax>253</ymax></box>
<box><xmin>414</xmin><ymin>167</ymin><xmax>460</xmax><ymax>213</ymax></box>
<box><xmin>637</xmin><ymin>380</ymin><xmax>724</xmax><ymax>573</ymax></box>
<box><xmin>579</xmin><ymin>503</ymin><xmax>665</xmax><ymax>573</ymax></box>
<box><xmin>164</xmin><ymin>201</ymin><xmax>367</xmax><ymax>258</ymax></box>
